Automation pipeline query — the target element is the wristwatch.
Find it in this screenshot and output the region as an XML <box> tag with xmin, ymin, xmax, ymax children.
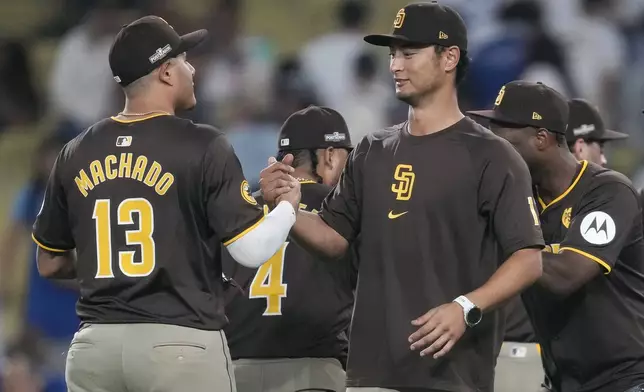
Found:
<box><xmin>453</xmin><ymin>295</ymin><xmax>483</xmax><ymax>328</ymax></box>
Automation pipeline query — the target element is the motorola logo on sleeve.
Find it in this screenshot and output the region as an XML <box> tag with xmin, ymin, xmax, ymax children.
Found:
<box><xmin>580</xmin><ymin>211</ymin><xmax>616</xmax><ymax>245</ymax></box>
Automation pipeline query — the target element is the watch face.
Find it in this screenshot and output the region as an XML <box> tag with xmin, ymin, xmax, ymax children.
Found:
<box><xmin>466</xmin><ymin>307</ymin><xmax>483</xmax><ymax>326</ymax></box>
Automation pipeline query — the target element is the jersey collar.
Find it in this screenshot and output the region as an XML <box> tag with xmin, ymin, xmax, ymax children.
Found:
<box><xmin>537</xmin><ymin>160</ymin><xmax>588</xmax><ymax>214</ymax></box>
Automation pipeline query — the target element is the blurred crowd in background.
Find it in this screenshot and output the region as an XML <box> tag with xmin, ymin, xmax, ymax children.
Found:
<box><xmin>1</xmin><ymin>0</ymin><xmax>644</xmax><ymax>390</ymax></box>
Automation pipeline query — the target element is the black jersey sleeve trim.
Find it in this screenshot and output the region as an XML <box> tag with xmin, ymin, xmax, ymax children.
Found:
<box><xmin>503</xmin><ymin>241</ymin><xmax>545</xmax><ymax>262</ymax></box>
<box><xmin>31</xmin><ymin>233</ymin><xmax>74</xmax><ymax>253</ymax></box>
<box><xmin>559</xmin><ymin>247</ymin><xmax>611</xmax><ymax>274</ymax></box>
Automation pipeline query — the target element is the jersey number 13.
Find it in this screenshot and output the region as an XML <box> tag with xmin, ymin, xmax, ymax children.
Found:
<box><xmin>93</xmin><ymin>198</ymin><xmax>156</xmax><ymax>278</ymax></box>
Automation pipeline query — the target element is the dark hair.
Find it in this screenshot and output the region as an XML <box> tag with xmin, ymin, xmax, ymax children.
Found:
<box><xmin>276</xmin><ymin>149</ymin><xmax>321</xmax><ymax>180</ymax></box>
<box><xmin>354</xmin><ymin>51</ymin><xmax>377</xmax><ymax>80</ymax></box>
<box><xmin>434</xmin><ymin>45</ymin><xmax>470</xmax><ymax>85</ymax></box>
<box><xmin>338</xmin><ymin>0</ymin><xmax>367</xmax><ymax>29</ymax></box>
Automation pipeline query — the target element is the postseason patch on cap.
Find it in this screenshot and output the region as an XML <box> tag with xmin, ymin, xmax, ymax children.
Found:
<box><xmin>149</xmin><ymin>44</ymin><xmax>172</xmax><ymax>64</ymax></box>
<box><xmin>280</xmin><ymin>138</ymin><xmax>290</xmax><ymax>147</ymax></box>
<box><xmin>573</xmin><ymin>124</ymin><xmax>595</xmax><ymax>137</ymax></box>
<box><xmin>324</xmin><ymin>132</ymin><xmax>346</xmax><ymax>142</ymax></box>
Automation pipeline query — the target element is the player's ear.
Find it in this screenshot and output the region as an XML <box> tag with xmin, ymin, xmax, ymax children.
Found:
<box><xmin>444</xmin><ymin>46</ymin><xmax>460</xmax><ymax>73</ymax></box>
<box><xmin>534</xmin><ymin>128</ymin><xmax>550</xmax><ymax>151</ymax></box>
<box><xmin>573</xmin><ymin>138</ymin><xmax>585</xmax><ymax>154</ymax></box>
<box><xmin>157</xmin><ymin>60</ymin><xmax>174</xmax><ymax>86</ymax></box>
<box><xmin>322</xmin><ymin>147</ymin><xmax>334</xmax><ymax>168</ymax></box>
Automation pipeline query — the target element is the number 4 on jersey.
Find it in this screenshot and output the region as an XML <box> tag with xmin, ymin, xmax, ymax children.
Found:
<box><xmin>249</xmin><ymin>242</ymin><xmax>288</xmax><ymax>316</ymax></box>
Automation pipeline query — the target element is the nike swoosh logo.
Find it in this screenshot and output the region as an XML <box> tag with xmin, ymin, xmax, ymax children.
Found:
<box><xmin>388</xmin><ymin>210</ymin><xmax>408</xmax><ymax>219</ymax></box>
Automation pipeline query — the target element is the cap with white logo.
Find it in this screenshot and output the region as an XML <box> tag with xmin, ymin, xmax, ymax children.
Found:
<box><xmin>566</xmin><ymin>99</ymin><xmax>628</xmax><ymax>143</ymax></box>
<box><xmin>278</xmin><ymin>105</ymin><xmax>353</xmax><ymax>152</ymax></box>
<box><xmin>109</xmin><ymin>15</ymin><xmax>208</xmax><ymax>87</ymax></box>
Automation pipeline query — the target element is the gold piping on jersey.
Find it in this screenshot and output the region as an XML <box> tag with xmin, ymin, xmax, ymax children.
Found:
<box><xmin>223</xmin><ymin>215</ymin><xmax>266</xmax><ymax>246</ymax></box>
<box><xmin>110</xmin><ymin>113</ymin><xmax>170</xmax><ymax>123</ymax></box>
<box><xmin>560</xmin><ymin>246</ymin><xmax>611</xmax><ymax>274</ymax></box>
<box><xmin>75</xmin><ymin>154</ymin><xmax>175</xmax><ymax>197</ymax></box>
<box><xmin>538</xmin><ymin>160</ymin><xmax>588</xmax><ymax>213</ymax></box>
<box><xmin>31</xmin><ymin>233</ymin><xmax>71</xmax><ymax>253</ymax></box>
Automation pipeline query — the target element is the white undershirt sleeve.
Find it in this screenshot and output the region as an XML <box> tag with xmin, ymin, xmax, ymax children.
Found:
<box><xmin>225</xmin><ymin>201</ymin><xmax>296</xmax><ymax>268</ymax></box>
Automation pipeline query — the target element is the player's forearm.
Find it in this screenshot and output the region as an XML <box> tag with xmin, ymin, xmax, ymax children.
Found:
<box><xmin>466</xmin><ymin>248</ymin><xmax>542</xmax><ymax>312</ymax></box>
<box><xmin>226</xmin><ymin>201</ymin><xmax>296</xmax><ymax>268</ymax></box>
<box><xmin>538</xmin><ymin>252</ymin><xmax>601</xmax><ymax>297</ymax></box>
<box><xmin>36</xmin><ymin>248</ymin><xmax>77</xmax><ymax>279</ymax></box>
<box><xmin>291</xmin><ymin>210</ymin><xmax>349</xmax><ymax>261</ymax></box>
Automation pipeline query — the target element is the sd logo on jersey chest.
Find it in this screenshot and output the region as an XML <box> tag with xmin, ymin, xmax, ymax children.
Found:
<box><xmin>391</xmin><ymin>164</ymin><xmax>415</xmax><ymax>201</ymax></box>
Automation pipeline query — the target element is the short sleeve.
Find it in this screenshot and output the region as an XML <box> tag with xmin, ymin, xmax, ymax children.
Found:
<box><xmin>478</xmin><ymin>142</ymin><xmax>545</xmax><ymax>258</ymax></box>
<box><xmin>560</xmin><ymin>183</ymin><xmax>639</xmax><ymax>274</ymax></box>
<box><xmin>203</xmin><ymin>136</ymin><xmax>264</xmax><ymax>245</ymax></box>
<box><xmin>32</xmin><ymin>152</ymin><xmax>75</xmax><ymax>252</ymax></box>
<box><xmin>319</xmin><ymin>146</ymin><xmax>364</xmax><ymax>243</ymax></box>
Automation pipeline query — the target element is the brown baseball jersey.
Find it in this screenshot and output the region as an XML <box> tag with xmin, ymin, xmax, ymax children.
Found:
<box><xmin>522</xmin><ymin>161</ymin><xmax>644</xmax><ymax>392</ymax></box>
<box><xmin>32</xmin><ymin>114</ymin><xmax>264</xmax><ymax>330</ymax></box>
<box><xmin>318</xmin><ymin>117</ymin><xmax>545</xmax><ymax>391</ymax></box>
<box><xmin>222</xmin><ymin>181</ymin><xmax>356</xmax><ymax>366</ymax></box>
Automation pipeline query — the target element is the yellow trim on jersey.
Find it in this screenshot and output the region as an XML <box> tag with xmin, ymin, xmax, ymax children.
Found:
<box><xmin>538</xmin><ymin>160</ymin><xmax>588</xmax><ymax>213</ymax></box>
<box><xmin>110</xmin><ymin>113</ymin><xmax>170</xmax><ymax>123</ymax></box>
<box><xmin>31</xmin><ymin>233</ymin><xmax>71</xmax><ymax>253</ymax></box>
<box><xmin>536</xmin><ymin>344</ymin><xmax>541</xmax><ymax>355</ymax></box>
<box><xmin>223</xmin><ymin>216</ymin><xmax>266</xmax><ymax>246</ymax></box>
<box><xmin>298</xmin><ymin>180</ymin><xmax>317</xmax><ymax>184</ymax></box>
<box><xmin>559</xmin><ymin>246</ymin><xmax>611</xmax><ymax>274</ymax></box>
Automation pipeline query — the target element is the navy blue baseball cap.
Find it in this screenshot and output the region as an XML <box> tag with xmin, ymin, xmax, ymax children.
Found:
<box><xmin>468</xmin><ymin>80</ymin><xmax>569</xmax><ymax>134</ymax></box>
<box><xmin>566</xmin><ymin>99</ymin><xmax>627</xmax><ymax>143</ymax></box>
<box><xmin>278</xmin><ymin>106</ymin><xmax>353</xmax><ymax>152</ymax></box>
<box><xmin>364</xmin><ymin>2</ymin><xmax>467</xmax><ymax>51</ymax></box>
<box><xmin>109</xmin><ymin>16</ymin><xmax>208</xmax><ymax>86</ymax></box>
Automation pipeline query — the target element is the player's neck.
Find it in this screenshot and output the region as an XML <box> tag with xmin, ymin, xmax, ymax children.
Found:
<box><xmin>407</xmin><ymin>88</ymin><xmax>463</xmax><ymax>136</ymax></box>
<box><xmin>121</xmin><ymin>97</ymin><xmax>175</xmax><ymax>117</ymax></box>
<box><xmin>292</xmin><ymin>168</ymin><xmax>316</xmax><ymax>183</ymax></box>
<box><xmin>534</xmin><ymin>151</ymin><xmax>580</xmax><ymax>204</ymax></box>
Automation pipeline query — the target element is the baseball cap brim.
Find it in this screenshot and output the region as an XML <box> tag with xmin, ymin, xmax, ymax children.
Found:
<box><xmin>466</xmin><ymin>110</ymin><xmax>522</xmax><ymax>126</ymax></box>
<box><xmin>364</xmin><ymin>34</ymin><xmax>429</xmax><ymax>47</ymax></box>
<box><xmin>278</xmin><ymin>143</ymin><xmax>354</xmax><ymax>152</ymax></box>
<box><xmin>176</xmin><ymin>29</ymin><xmax>208</xmax><ymax>54</ymax></box>
<box><xmin>597</xmin><ymin>129</ymin><xmax>628</xmax><ymax>141</ymax></box>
